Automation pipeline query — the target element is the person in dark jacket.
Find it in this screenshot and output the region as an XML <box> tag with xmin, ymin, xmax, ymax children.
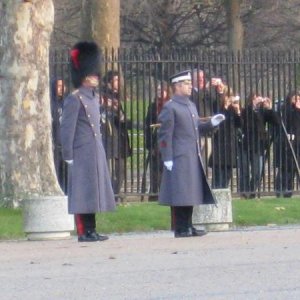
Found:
<box><xmin>144</xmin><ymin>81</ymin><xmax>170</xmax><ymax>200</ymax></box>
<box><xmin>100</xmin><ymin>70</ymin><xmax>132</xmax><ymax>202</ymax></box>
<box><xmin>158</xmin><ymin>70</ymin><xmax>225</xmax><ymax>238</ymax></box>
<box><xmin>190</xmin><ymin>69</ymin><xmax>226</xmax><ymax>117</ymax></box>
<box><xmin>60</xmin><ymin>41</ymin><xmax>115</xmax><ymax>242</ymax></box>
<box><xmin>190</xmin><ymin>69</ymin><xmax>227</xmax><ymax>165</ymax></box>
<box><xmin>239</xmin><ymin>92</ymin><xmax>279</xmax><ymax>198</ymax></box>
<box><xmin>275</xmin><ymin>91</ymin><xmax>300</xmax><ymax>197</ymax></box>
<box><xmin>50</xmin><ymin>78</ymin><xmax>68</xmax><ymax>193</ymax></box>
<box><xmin>190</xmin><ymin>69</ymin><xmax>212</xmax><ymax>117</ymax></box>
<box><xmin>209</xmin><ymin>87</ymin><xmax>242</xmax><ymax>188</ymax></box>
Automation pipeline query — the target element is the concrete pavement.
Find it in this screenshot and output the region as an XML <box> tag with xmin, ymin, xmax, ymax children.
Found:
<box><xmin>1</xmin><ymin>226</ymin><xmax>300</xmax><ymax>300</ymax></box>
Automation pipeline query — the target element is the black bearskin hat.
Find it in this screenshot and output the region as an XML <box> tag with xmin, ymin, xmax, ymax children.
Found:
<box><xmin>70</xmin><ymin>41</ymin><xmax>101</xmax><ymax>88</ymax></box>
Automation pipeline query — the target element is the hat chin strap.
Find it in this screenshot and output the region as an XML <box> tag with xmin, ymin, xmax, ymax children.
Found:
<box><xmin>83</xmin><ymin>75</ymin><xmax>99</xmax><ymax>87</ymax></box>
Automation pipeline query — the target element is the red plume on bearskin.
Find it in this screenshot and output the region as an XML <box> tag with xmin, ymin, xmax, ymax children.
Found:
<box><xmin>70</xmin><ymin>49</ymin><xmax>80</xmax><ymax>70</ymax></box>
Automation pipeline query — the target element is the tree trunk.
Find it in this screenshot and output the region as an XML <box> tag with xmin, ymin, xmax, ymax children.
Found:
<box><xmin>81</xmin><ymin>0</ymin><xmax>93</xmax><ymax>41</ymax></box>
<box><xmin>81</xmin><ymin>0</ymin><xmax>120</xmax><ymax>49</ymax></box>
<box><xmin>0</xmin><ymin>0</ymin><xmax>62</xmax><ymax>207</ymax></box>
<box><xmin>81</xmin><ymin>0</ymin><xmax>120</xmax><ymax>73</ymax></box>
<box><xmin>226</xmin><ymin>0</ymin><xmax>244</xmax><ymax>52</ymax></box>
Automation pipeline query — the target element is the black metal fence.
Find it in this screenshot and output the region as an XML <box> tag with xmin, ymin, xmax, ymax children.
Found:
<box><xmin>50</xmin><ymin>48</ymin><xmax>300</xmax><ymax>199</ymax></box>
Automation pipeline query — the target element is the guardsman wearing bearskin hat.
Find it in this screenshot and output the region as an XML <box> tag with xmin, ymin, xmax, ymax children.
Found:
<box><xmin>60</xmin><ymin>41</ymin><xmax>115</xmax><ymax>242</ymax></box>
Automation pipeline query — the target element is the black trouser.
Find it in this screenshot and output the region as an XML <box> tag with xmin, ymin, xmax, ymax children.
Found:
<box><xmin>75</xmin><ymin>214</ymin><xmax>96</xmax><ymax>236</ymax></box>
<box><xmin>239</xmin><ymin>149</ymin><xmax>263</xmax><ymax>194</ymax></box>
<box><xmin>275</xmin><ymin>160</ymin><xmax>295</xmax><ymax>196</ymax></box>
<box><xmin>212</xmin><ymin>165</ymin><xmax>232</xmax><ymax>189</ymax></box>
<box><xmin>53</xmin><ymin>146</ymin><xmax>68</xmax><ymax>194</ymax></box>
<box><xmin>148</xmin><ymin>151</ymin><xmax>162</xmax><ymax>194</ymax></box>
<box><xmin>173</xmin><ymin>206</ymin><xmax>193</xmax><ymax>233</ymax></box>
<box><xmin>110</xmin><ymin>157</ymin><xmax>125</xmax><ymax>196</ymax></box>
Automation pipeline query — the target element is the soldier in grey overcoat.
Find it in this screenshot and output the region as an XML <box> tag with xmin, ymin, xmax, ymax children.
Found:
<box><xmin>158</xmin><ymin>70</ymin><xmax>225</xmax><ymax>238</ymax></box>
<box><xmin>60</xmin><ymin>41</ymin><xmax>115</xmax><ymax>242</ymax></box>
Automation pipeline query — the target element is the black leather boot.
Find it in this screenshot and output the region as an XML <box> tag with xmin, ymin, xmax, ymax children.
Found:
<box><xmin>78</xmin><ymin>231</ymin><xmax>103</xmax><ymax>242</ymax></box>
<box><xmin>191</xmin><ymin>227</ymin><xmax>207</xmax><ymax>237</ymax></box>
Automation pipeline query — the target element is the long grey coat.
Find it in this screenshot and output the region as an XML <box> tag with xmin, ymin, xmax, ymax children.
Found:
<box><xmin>60</xmin><ymin>87</ymin><xmax>115</xmax><ymax>214</ymax></box>
<box><xmin>158</xmin><ymin>95</ymin><xmax>215</xmax><ymax>206</ymax></box>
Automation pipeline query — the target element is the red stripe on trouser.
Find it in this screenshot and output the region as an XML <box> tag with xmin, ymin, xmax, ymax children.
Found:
<box><xmin>75</xmin><ymin>214</ymin><xmax>85</xmax><ymax>235</ymax></box>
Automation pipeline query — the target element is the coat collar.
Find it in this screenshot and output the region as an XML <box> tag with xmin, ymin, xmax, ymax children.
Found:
<box><xmin>172</xmin><ymin>94</ymin><xmax>190</xmax><ymax>105</ymax></box>
<box><xmin>79</xmin><ymin>86</ymin><xmax>97</xmax><ymax>99</ymax></box>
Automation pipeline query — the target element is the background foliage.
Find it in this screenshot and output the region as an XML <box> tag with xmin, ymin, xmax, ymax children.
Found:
<box><xmin>51</xmin><ymin>0</ymin><xmax>300</xmax><ymax>50</ymax></box>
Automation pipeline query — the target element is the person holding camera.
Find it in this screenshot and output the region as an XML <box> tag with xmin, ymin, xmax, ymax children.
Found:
<box><xmin>239</xmin><ymin>92</ymin><xmax>279</xmax><ymax>198</ymax></box>
<box><xmin>208</xmin><ymin>87</ymin><xmax>242</xmax><ymax>188</ymax></box>
<box><xmin>190</xmin><ymin>69</ymin><xmax>226</xmax><ymax>166</ymax></box>
<box><xmin>190</xmin><ymin>69</ymin><xmax>226</xmax><ymax>117</ymax></box>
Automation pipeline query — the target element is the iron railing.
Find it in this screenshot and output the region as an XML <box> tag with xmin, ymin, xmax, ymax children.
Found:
<box><xmin>50</xmin><ymin>48</ymin><xmax>300</xmax><ymax>199</ymax></box>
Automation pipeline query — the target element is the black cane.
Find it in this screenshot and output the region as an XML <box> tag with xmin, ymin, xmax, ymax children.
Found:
<box><xmin>280</xmin><ymin>118</ymin><xmax>300</xmax><ymax>182</ymax></box>
<box><xmin>141</xmin><ymin>151</ymin><xmax>150</xmax><ymax>195</ymax></box>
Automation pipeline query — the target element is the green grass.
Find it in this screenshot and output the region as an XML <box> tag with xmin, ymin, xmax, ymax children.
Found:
<box><xmin>233</xmin><ymin>197</ymin><xmax>300</xmax><ymax>226</ymax></box>
<box><xmin>0</xmin><ymin>208</ymin><xmax>25</xmax><ymax>240</ymax></box>
<box><xmin>1</xmin><ymin>198</ymin><xmax>300</xmax><ymax>240</ymax></box>
<box><xmin>96</xmin><ymin>202</ymin><xmax>170</xmax><ymax>233</ymax></box>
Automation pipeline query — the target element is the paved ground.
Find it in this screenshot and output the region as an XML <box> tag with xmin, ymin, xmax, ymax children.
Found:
<box><xmin>1</xmin><ymin>226</ymin><xmax>300</xmax><ymax>300</ymax></box>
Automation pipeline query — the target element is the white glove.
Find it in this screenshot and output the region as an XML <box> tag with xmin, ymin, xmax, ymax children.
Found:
<box><xmin>164</xmin><ymin>161</ymin><xmax>173</xmax><ymax>171</ymax></box>
<box><xmin>65</xmin><ymin>160</ymin><xmax>73</xmax><ymax>165</ymax></box>
<box><xmin>287</xmin><ymin>134</ymin><xmax>295</xmax><ymax>141</ymax></box>
<box><xmin>211</xmin><ymin>114</ymin><xmax>225</xmax><ymax>127</ymax></box>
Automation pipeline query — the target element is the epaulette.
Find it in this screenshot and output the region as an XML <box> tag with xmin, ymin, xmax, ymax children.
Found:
<box><xmin>71</xmin><ymin>89</ymin><xmax>80</xmax><ymax>95</ymax></box>
<box><xmin>164</xmin><ymin>99</ymin><xmax>173</xmax><ymax>106</ymax></box>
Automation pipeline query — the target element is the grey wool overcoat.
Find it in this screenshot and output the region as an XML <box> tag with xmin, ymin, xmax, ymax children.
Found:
<box><xmin>60</xmin><ymin>87</ymin><xmax>116</xmax><ymax>214</ymax></box>
<box><xmin>158</xmin><ymin>95</ymin><xmax>216</xmax><ymax>206</ymax></box>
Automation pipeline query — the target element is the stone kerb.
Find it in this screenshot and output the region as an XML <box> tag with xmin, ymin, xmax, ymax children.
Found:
<box><xmin>23</xmin><ymin>196</ymin><xmax>74</xmax><ymax>240</ymax></box>
<box><xmin>192</xmin><ymin>188</ymin><xmax>232</xmax><ymax>231</ymax></box>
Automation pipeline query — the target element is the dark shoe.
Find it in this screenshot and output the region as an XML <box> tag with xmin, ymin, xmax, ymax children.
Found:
<box><xmin>174</xmin><ymin>231</ymin><xmax>192</xmax><ymax>238</ymax></box>
<box><xmin>283</xmin><ymin>192</ymin><xmax>292</xmax><ymax>198</ymax></box>
<box><xmin>191</xmin><ymin>227</ymin><xmax>207</xmax><ymax>237</ymax></box>
<box><xmin>95</xmin><ymin>233</ymin><xmax>109</xmax><ymax>242</ymax></box>
<box><xmin>148</xmin><ymin>195</ymin><xmax>157</xmax><ymax>202</ymax></box>
<box><xmin>240</xmin><ymin>193</ymin><xmax>248</xmax><ymax>199</ymax></box>
<box><xmin>241</xmin><ymin>193</ymin><xmax>256</xmax><ymax>199</ymax></box>
<box><xmin>248</xmin><ymin>193</ymin><xmax>256</xmax><ymax>199</ymax></box>
<box><xmin>78</xmin><ymin>231</ymin><xmax>99</xmax><ymax>242</ymax></box>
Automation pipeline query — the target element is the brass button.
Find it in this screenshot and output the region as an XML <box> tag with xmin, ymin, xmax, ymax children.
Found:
<box><xmin>94</xmin><ymin>133</ymin><xmax>97</xmax><ymax>136</ymax></box>
<box><xmin>88</xmin><ymin>114</ymin><xmax>91</xmax><ymax>118</ymax></box>
<box><xmin>91</xmin><ymin>124</ymin><xmax>94</xmax><ymax>127</ymax></box>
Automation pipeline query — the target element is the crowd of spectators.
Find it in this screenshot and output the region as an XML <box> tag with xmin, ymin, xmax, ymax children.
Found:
<box><xmin>51</xmin><ymin>69</ymin><xmax>300</xmax><ymax>200</ymax></box>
